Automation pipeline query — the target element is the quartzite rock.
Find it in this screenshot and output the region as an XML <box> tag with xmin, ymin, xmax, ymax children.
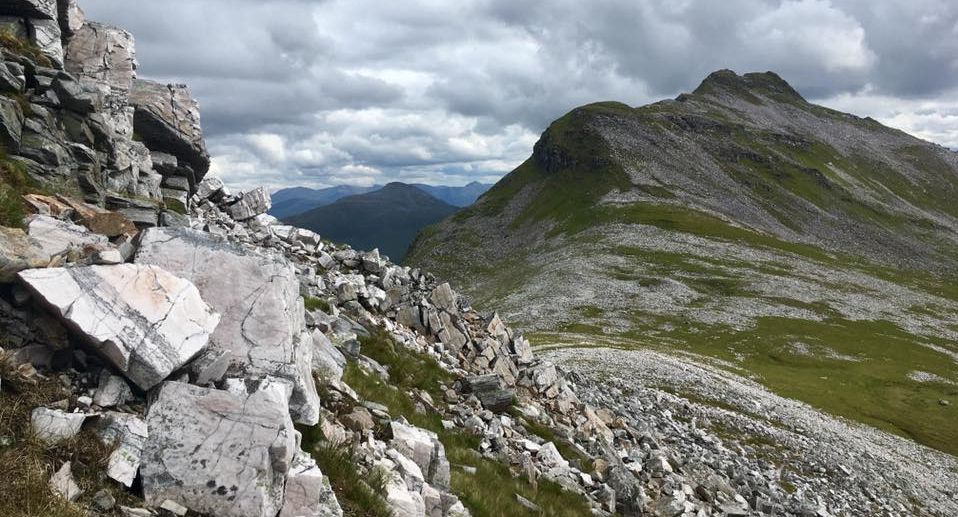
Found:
<box><xmin>18</xmin><ymin>264</ymin><xmax>220</xmax><ymax>390</ymax></box>
<box><xmin>0</xmin><ymin>227</ymin><xmax>51</xmax><ymax>282</ymax></box>
<box><xmin>0</xmin><ymin>0</ymin><xmax>57</xmax><ymax>19</ymax></box>
<box><xmin>134</xmin><ymin>227</ymin><xmax>320</xmax><ymax>424</ymax></box>
<box><xmin>96</xmin><ymin>412</ymin><xmax>148</xmax><ymax>487</ymax></box>
<box><xmin>129</xmin><ymin>79</ymin><xmax>210</xmax><ymax>181</ymax></box>
<box><xmin>389</xmin><ymin>420</ymin><xmax>451</xmax><ymax>491</ymax></box>
<box><xmin>228</xmin><ymin>187</ymin><xmax>271</xmax><ymax>221</ymax></box>
<box><xmin>65</xmin><ymin>22</ymin><xmax>137</xmax><ymax>97</ymax></box>
<box><xmin>49</xmin><ymin>462</ymin><xmax>83</xmax><ymax>502</ymax></box>
<box><xmin>279</xmin><ymin>452</ymin><xmax>344</xmax><ymax>517</ymax></box>
<box><xmin>24</xmin><ymin>214</ymin><xmax>109</xmax><ymax>258</ymax></box>
<box><xmin>142</xmin><ymin>380</ymin><xmax>296</xmax><ymax>517</ymax></box>
<box><xmin>31</xmin><ymin>407</ymin><xmax>87</xmax><ymax>444</ymax></box>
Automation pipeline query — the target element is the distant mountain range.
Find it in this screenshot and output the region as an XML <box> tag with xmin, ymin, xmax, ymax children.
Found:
<box><xmin>269</xmin><ymin>181</ymin><xmax>491</xmax><ymax>219</ymax></box>
<box><xmin>285</xmin><ymin>182</ymin><xmax>461</xmax><ymax>261</ymax></box>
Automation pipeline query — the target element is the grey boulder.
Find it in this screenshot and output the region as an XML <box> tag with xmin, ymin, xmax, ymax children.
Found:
<box><xmin>142</xmin><ymin>380</ymin><xmax>296</xmax><ymax>517</ymax></box>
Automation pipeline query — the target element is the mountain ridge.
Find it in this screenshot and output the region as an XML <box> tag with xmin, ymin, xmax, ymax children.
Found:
<box><xmin>269</xmin><ymin>181</ymin><xmax>491</xmax><ymax>219</ymax></box>
<box><xmin>286</xmin><ymin>182</ymin><xmax>460</xmax><ymax>261</ymax></box>
<box><xmin>407</xmin><ymin>69</ymin><xmax>958</xmax><ymax>460</ymax></box>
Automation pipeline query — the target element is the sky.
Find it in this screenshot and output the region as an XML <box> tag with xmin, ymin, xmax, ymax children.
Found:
<box><xmin>82</xmin><ymin>0</ymin><xmax>958</xmax><ymax>192</ymax></box>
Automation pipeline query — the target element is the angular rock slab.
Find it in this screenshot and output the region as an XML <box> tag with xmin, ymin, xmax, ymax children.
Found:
<box><xmin>96</xmin><ymin>412</ymin><xmax>148</xmax><ymax>487</ymax></box>
<box><xmin>280</xmin><ymin>452</ymin><xmax>343</xmax><ymax>517</ymax></box>
<box><xmin>18</xmin><ymin>264</ymin><xmax>219</xmax><ymax>390</ymax></box>
<box><xmin>135</xmin><ymin>227</ymin><xmax>320</xmax><ymax>424</ymax></box>
<box><xmin>389</xmin><ymin>420</ymin><xmax>451</xmax><ymax>491</ymax></box>
<box><xmin>142</xmin><ymin>380</ymin><xmax>296</xmax><ymax>517</ymax></box>
<box><xmin>65</xmin><ymin>22</ymin><xmax>137</xmax><ymax>97</ymax></box>
<box><xmin>31</xmin><ymin>407</ymin><xmax>87</xmax><ymax>444</ymax></box>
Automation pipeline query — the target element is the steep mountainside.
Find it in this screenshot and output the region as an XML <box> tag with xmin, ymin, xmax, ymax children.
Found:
<box><xmin>408</xmin><ymin>71</ymin><xmax>958</xmax><ymax>458</ymax></box>
<box><xmin>271</xmin><ymin>182</ymin><xmax>491</xmax><ymax>219</ymax></box>
<box><xmin>287</xmin><ymin>182</ymin><xmax>459</xmax><ymax>261</ymax></box>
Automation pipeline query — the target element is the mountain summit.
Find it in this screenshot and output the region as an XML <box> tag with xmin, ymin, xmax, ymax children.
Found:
<box><xmin>407</xmin><ymin>70</ymin><xmax>958</xmax><ymax>458</ymax></box>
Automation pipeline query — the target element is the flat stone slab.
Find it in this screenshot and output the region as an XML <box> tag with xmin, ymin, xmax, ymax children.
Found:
<box><xmin>135</xmin><ymin>227</ymin><xmax>319</xmax><ymax>424</ymax></box>
<box><xmin>18</xmin><ymin>264</ymin><xmax>220</xmax><ymax>390</ymax></box>
<box><xmin>142</xmin><ymin>380</ymin><xmax>296</xmax><ymax>517</ymax></box>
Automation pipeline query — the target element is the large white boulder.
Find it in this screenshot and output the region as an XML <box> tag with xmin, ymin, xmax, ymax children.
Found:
<box><xmin>18</xmin><ymin>264</ymin><xmax>219</xmax><ymax>390</ymax></box>
<box><xmin>135</xmin><ymin>227</ymin><xmax>320</xmax><ymax>424</ymax></box>
<box><xmin>142</xmin><ymin>380</ymin><xmax>296</xmax><ymax>517</ymax></box>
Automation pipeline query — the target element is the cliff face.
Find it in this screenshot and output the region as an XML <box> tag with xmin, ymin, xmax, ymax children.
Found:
<box><xmin>0</xmin><ymin>0</ymin><xmax>209</xmax><ymax>228</ymax></box>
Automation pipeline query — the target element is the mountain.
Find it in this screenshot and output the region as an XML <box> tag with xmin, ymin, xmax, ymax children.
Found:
<box><xmin>270</xmin><ymin>182</ymin><xmax>492</xmax><ymax>219</ymax></box>
<box><xmin>268</xmin><ymin>185</ymin><xmax>378</xmax><ymax>219</ymax></box>
<box><xmin>407</xmin><ymin>70</ymin><xmax>958</xmax><ymax>458</ymax></box>
<box><xmin>286</xmin><ymin>182</ymin><xmax>459</xmax><ymax>261</ymax></box>
<box><xmin>411</xmin><ymin>181</ymin><xmax>492</xmax><ymax>207</ymax></box>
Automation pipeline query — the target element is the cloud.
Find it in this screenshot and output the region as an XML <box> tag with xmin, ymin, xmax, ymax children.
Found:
<box><xmin>81</xmin><ymin>0</ymin><xmax>958</xmax><ymax>191</ymax></box>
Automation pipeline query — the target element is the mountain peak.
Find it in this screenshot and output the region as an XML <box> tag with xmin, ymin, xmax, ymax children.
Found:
<box><xmin>692</xmin><ymin>69</ymin><xmax>806</xmax><ymax>103</ymax></box>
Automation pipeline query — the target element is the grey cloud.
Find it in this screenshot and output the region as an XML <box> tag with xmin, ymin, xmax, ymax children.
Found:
<box><xmin>81</xmin><ymin>0</ymin><xmax>958</xmax><ymax>190</ymax></box>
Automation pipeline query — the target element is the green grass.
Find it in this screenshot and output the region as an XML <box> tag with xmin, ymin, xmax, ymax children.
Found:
<box><xmin>303</xmin><ymin>296</ymin><xmax>331</xmax><ymax>313</ymax></box>
<box><xmin>0</xmin><ymin>27</ymin><xmax>52</xmax><ymax>67</ymax></box>
<box><xmin>297</xmin><ymin>422</ymin><xmax>392</xmax><ymax>517</ymax></box>
<box><xmin>334</xmin><ymin>328</ymin><xmax>592</xmax><ymax>517</ymax></box>
<box><xmin>619</xmin><ymin>315</ymin><xmax>958</xmax><ymax>456</ymax></box>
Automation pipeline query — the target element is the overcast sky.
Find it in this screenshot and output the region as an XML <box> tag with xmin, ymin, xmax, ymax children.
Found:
<box><xmin>82</xmin><ymin>0</ymin><xmax>958</xmax><ymax>191</ymax></box>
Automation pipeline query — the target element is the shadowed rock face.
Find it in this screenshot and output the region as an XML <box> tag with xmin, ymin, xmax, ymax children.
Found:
<box><xmin>130</xmin><ymin>79</ymin><xmax>211</xmax><ymax>182</ymax></box>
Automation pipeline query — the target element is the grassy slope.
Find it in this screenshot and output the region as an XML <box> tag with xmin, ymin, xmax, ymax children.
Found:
<box><xmin>301</xmin><ymin>328</ymin><xmax>592</xmax><ymax>517</ymax></box>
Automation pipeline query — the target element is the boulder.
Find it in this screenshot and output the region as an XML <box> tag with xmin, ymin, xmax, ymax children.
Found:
<box><xmin>135</xmin><ymin>227</ymin><xmax>320</xmax><ymax>424</ymax></box>
<box><xmin>142</xmin><ymin>380</ymin><xmax>296</xmax><ymax>517</ymax></box>
<box><xmin>279</xmin><ymin>452</ymin><xmax>343</xmax><ymax>517</ymax></box>
<box><xmin>129</xmin><ymin>80</ymin><xmax>210</xmax><ymax>181</ymax></box>
<box><xmin>193</xmin><ymin>175</ymin><xmax>224</xmax><ymax>202</ymax></box>
<box><xmin>31</xmin><ymin>407</ymin><xmax>86</xmax><ymax>444</ymax></box>
<box><xmin>18</xmin><ymin>264</ymin><xmax>220</xmax><ymax>390</ymax></box>
<box><xmin>228</xmin><ymin>187</ymin><xmax>271</xmax><ymax>221</ymax></box>
<box><xmin>65</xmin><ymin>22</ymin><xmax>137</xmax><ymax>97</ymax></box>
<box><xmin>388</xmin><ymin>420</ymin><xmax>451</xmax><ymax>491</ymax></box>
<box><xmin>429</xmin><ymin>283</ymin><xmax>457</xmax><ymax>312</ymax></box>
<box><xmin>96</xmin><ymin>412</ymin><xmax>148</xmax><ymax>487</ymax></box>
<box><xmin>459</xmin><ymin>374</ymin><xmax>513</xmax><ymax>413</ymax></box>
<box><xmin>0</xmin><ymin>227</ymin><xmax>51</xmax><ymax>282</ymax></box>
<box><xmin>385</xmin><ymin>477</ymin><xmax>426</xmax><ymax>517</ymax></box>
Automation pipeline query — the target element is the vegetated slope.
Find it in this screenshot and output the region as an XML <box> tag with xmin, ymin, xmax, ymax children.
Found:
<box><xmin>271</xmin><ymin>182</ymin><xmax>491</xmax><ymax>219</ymax></box>
<box><xmin>287</xmin><ymin>182</ymin><xmax>459</xmax><ymax>261</ymax></box>
<box><xmin>407</xmin><ymin>70</ymin><xmax>958</xmax><ymax>456</ymax></box>
<box><xmin>269</xmin><ymin>185</ymin><xmax>378</xmax><ymax>219</ymax></box>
